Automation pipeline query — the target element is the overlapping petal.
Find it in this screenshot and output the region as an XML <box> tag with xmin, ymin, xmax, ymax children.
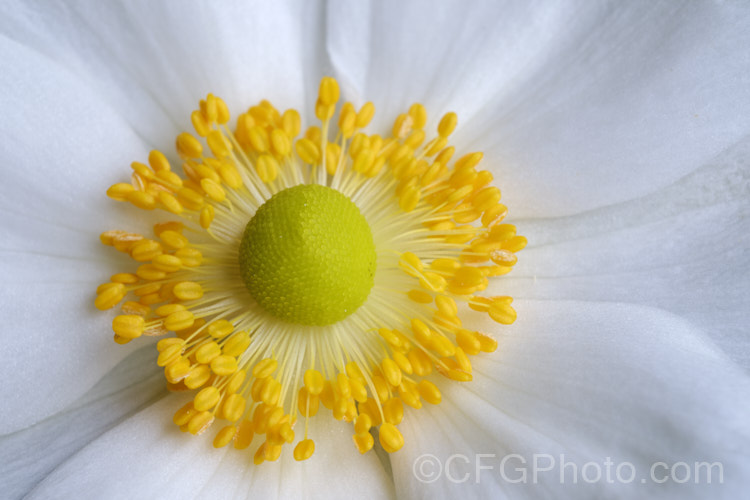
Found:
<box><xmin>390</xmin><ymin>300</ymin><xmax>750</xmax><ymax>498</ymax></box>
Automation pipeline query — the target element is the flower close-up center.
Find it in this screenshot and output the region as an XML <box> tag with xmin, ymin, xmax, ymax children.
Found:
<box><xmin>94</xmin><ymin>76</ymin><xmax>525</xmax><ymax>464</ymax></box>
<box><xmin>239</xmin><ymin>184</ymin><xmax>376</xmax><ymax>326</ymax></box>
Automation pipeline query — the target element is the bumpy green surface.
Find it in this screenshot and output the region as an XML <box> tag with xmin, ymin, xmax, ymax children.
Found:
<box><xmin>239</xmin><ymin>184</ymin><xmax>376</xmax><ymax>326</ymax></box>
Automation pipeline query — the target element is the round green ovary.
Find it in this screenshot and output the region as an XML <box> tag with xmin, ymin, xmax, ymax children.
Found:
<box><xmin>239</xmin><ymin>184</ymin><xmax>377</xmax><ymax>326</ymax></box>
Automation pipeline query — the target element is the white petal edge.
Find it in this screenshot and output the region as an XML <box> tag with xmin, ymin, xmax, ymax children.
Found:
<box><xmin>27</xmin><ymin>395</ymin><xmax>395</xmax><ymax>500</ymax></box>
<box><xmin>0</xmin><ymin>35</ymin><xmax>158</xmax><ymax>434</ymax></box>
<box><xmin>389</xmin><ymin>300</ymin><xmax>750</xmax><ymax>499</ymax></box>
<box><xmin>326</xmin><ymin>0</ymin><xmax>750</xmax><ymax>218</ymax></box>
<box><xmin>0</xmin><ymin>346</ymin><xmax>164</xmax><ymax>499</ymax></box>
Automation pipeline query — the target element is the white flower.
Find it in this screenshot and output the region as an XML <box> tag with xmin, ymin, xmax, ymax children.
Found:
<box><xmin>1</xmin><ymin>0</ymin><xmax>749</xmax><ymax>498</ymax></box>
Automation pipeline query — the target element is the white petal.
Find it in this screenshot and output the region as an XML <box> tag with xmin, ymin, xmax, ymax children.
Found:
<box><xmin>0</xmin><ymin>0</ymin><xmax>328</xmax><ymax>142</ymax></box>
<box><xmin>500</xmin><ymin>137</ymin><xmax>750</xmax><ymax>367</ymax></box>
<box><xmin>390</xmin><ymin>300</ymin><xmax>750</xmax><ymax>498</ymax></box>
<box><xmin>0</xmin><ymin>36</ymin><xmax>153</xmax><ymax>434</ymax></box>
<box><xmin>0</xmin><ymin>347</ymin><xmax>164</xmax><ymax>498</ymax></box>
<box><xmin>327</xmin><ymin>0</ymin><xmax>750</xmax><ymax>217</ymax></box>
<box><xmin>27</xmin><ymin>396</ymin><xmax>394</xmax><ymax>500</ymax></box>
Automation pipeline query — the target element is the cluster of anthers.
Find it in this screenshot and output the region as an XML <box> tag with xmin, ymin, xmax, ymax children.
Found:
<box><xmin>95</xmin><ymin>77</ymin><xmax>525</xmax><ymax>464</ymax></box>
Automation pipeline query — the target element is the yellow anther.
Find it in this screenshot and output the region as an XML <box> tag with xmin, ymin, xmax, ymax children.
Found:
<box><xmin>106</xmin><ymin>183</ymin><xmax>135</xmax><ymax>201</ymax></box>
<box><xmin>157</xmin><ymin>343</ymin><xmax>184</xmax><ymax>367</ymax></box>
<box><xmin>437</xmin><ymin>112</ymin><xmax>457</xmax><ymax>137</ymax></box>
<box><xmin>354</xmin><ymin>413</ymin><xmax>372</xmax><ymax>435</ymax></box>
<box><xmin>226</xmin><ymin>369</ymin><xmax>246</xmax><ymax>394</ymax></box>
<box><xmin>456</xmin><ymin>329</ymin><xmax>481</xmax><ymax>356</ymax></box>
<box><xmin>319</xmin><ymin>381</ymin><xmax>335</xmax><ymax>409</ymax></box>
<box><xmin>187</xmin><ymin>410</ymin><xmax>214</xmax><ymax>435</ymax></box>
<box><xmin>173</xmin><ymin>401</ymin><xmax>196</xmax><ymax>426</ymax></box>
<box><xmin>424</xmin><ymin>136</ymin><xmax>448</xmax><ymax>157</ymax></box>
<box><xmin>205</xmin><ymin>319</ymin><xmax>231</xmax><ymax>339</ymax></box>
<box><xmin>295</xmin><ymin>138</ymin><xmax>320</xmax><ymax>164</ymax></box>
<box><xmin>215</xmin><ymin>97</ymin><xmax>230</xmax><ymax>124</ymax></box>
<box><xmin>435</xmin><ymin>295</ymin><xmax>458</xmax><ymax>317</ymax></box>
<box><xmin>398</xmin><ymin>380</ymin><xmax>422</xmax><ymax>409</ymax></box>
<box><xmin>234</xmin><ymin>420</ymin><xmax>255</xmax><ymax>450</ymax></box>
<box><xmin>176</xmin><ymin>187</ymin><xmax>205</xmax><ymax>211</ymax></box>
<box><xmin>160</xmin><ymin>230</ymin><xmax>188</xmax><ymax>250</ymax></box>
<box><xmin>126</xmin><ymin>190</ymin><xmax>157</xmax><ymax>210</ymax></box>
<box><xmin>381</xmin><ymin>358</ymin><xmax>402</xmax><ymax>387</ymax></box>
<box><xmin>446</xmin><ymin>367</ymin><xmax>472</xmax><ymax>382</ymax></box>
<box><xmin>200</xmin><ymin>178</ymin><xmax>226</xmax><ymax>202</ymax></box>
<box><xmin>315</xmin><ymin>100</ymin><xmax>335</xmax><ymax>121</ymax></box>
<box><xmin>155</xmin><ymin>303</ymin><xmax>185</xmax><ymax>317</ymax></box>
<box><xmin>133</xmin><ymin>282</ymin><xmax>160</xmax><ymax>297</ymax></box>
<box><xmin>297</xmin><ymin>387</ymin><xmax>320</xmax><ymax>417</ymax></box>
<box><xmin>417</xmin><ymin>380</ymin><xmax>442</xmax><ymax>405</ymax></box>
<box><xmin>260</xmin><ymin>378</ymin><xmax>281</xmax><ymax>405</ymax></box>
<box><xmin>223</xmin><ymin>331</ymin><xmax>251</xmax><ymax>356</ymax></box>
<box><xmin>408</xmin><ymin>103</ymin><xmax>428</xmax><ymax>129</ymax></box>
<box><xmin>411</xmin><ymin>318</ymin><xmax>433</xmax><ymax>345</ymax></box>
<box><xmin>353</xmin><ymin>432</ymin><xmax>375</xmax><ymax>454</ymax></box>
<box><xmin>157</xmin><ymin>191</ymin><xmax>183</xmax><ymax>214</ymax></box>
<box><xmin>95</xmin><ymin>283</ymin><xmax>125</xmax><ymax>310</ymax></box>
<box><xmin>175</xmin><ymin>247</ymin><xmax>202</xmax><ymax>267</ymax></box>
<box><xmin>211</xmin><ymin>355</ymin><xmax>238</xmax><ymax>376</ymax></box>
<box><xmin>408</xmin><ymin>349</ymin><xmax>433</xmax><ymax>377</ymax></box>
<box><xmin>338</xmin><ymin>102</ymin><xmax>357</xmax><ymax>138</ymax></box>
<box><xmin>191</xmin><ymin>110</ymin><xmax>210</xmax><ymax>137</ymax></box>
<box><xmin>173</xmin><ymin>281</ymin><xmax>203</xmax><ymax>301</ymax></box>
<box><xmin>407</xmin><ymin>289</ymin><xmax>433</xmax><ymax>304</ymax></box>
<box><xmin>121</xmin><ymin>301</ymin><xmax>150</xmax><ymax>317</ymax></box>
<box><xmin>165</xmin><ymin>357</ymin><xmax>190</xmax><ymax>383</ymax></box>
<box><xmin>213</xmin><ymin>425</ymin><xmax>237</xmax><ymax>448</ymax></box>
<box><xmin>303</xmin><ymin>369</ymin><xmax>324</xmax><ymax>396</ymax></box>
<box><xmin>256</xmin><ymin>154</ymin><xmax>279</xmax><ymax>183</ymax></box>
<box><xmin>147</xmin><ymin>150</ymin><xmax>170</xmax><ymax>172</ymax></box>
<box><xmin>353</xmin><ymin>148</ymin><xmax>375</xmax><ymax>174</ymax></box>
<box><xmin>392</xmin><ymin>113</ymin><xmax>413</xmax><ymax>139</ymax></box>
<box><xmin>281</xmin><ymin>108</ymin><xmax>301</xmax><ymax>138</ymax></box>
<box><xmin>399</xmin><ymin>184</ymin><xmax>421</xmax><ymax>212</ymax></box>
<box><xmin>253</xmin><ymin>358</ymin><xmax>278</xmax><ymax>379</ymax></box>
<box><xmin>378</xmin><ymin>423</ymin><xmax>404</xmax><ymax>453</ymax></box>
<box><xmin>294</xmin><ymin>439</ymin><xmax>315</xmax><ymax>461</ymax></box>
<box><xmin>164</xmin><ymin>310</ymin><xmax>195</xmax><ymax>331</ymax></box>
<box><xmin>502</xmin><ymin>235</ymin><xmax>528</xmax><ymax>253</ymax></box>
<box><xmin>131</xmin><ymin>161</ymin><xmax>154</xmax><ymax>180</ymax></box>
<box><xmin>398</xmin><ymin>251</ymin><xmax>423</xmax><ymax>277</ymax></box>
<box><xmin>489</xmin><ymin>300</ymin><xmax>517</xmax><ymax>325</ymax></box>
<box><xmin>207</xmin><ymin>130</ymin><xmax>231</xmax><ymax>158</ymax></box>
<box><xmin>176</xmin><ymin>132</ymin><xmax>203</xmax><ymax>159</ymax></box>
<box><xmin>194</xmin><ymin>386</ymin><xmax>220</xmax><ymax>411</ymax></box>
<box><xmin>431</xmin><ymin>334</ymin><xmax>456</xmax><ymax>357</ymax></box>
<box><xmin>454</xmin><ymin>151</ymin><xmax>483</xmax><ymax>171</ymax></box>
<box><xmin>393</xmin><ymin>350</ymin><xmax>413</xmax><ymax>374</ymax></box>
<box><xmin>222</xmin><ymin>394</ymin><xmax>247</xmax><ymax>422</ymax></box>
<box><xmin>270</xmin><ymin>128</ymin><xmax>292</xmax><ymax>157</ymax></box>
<box><xmin>318</xmin><ymin>76</ymin><xmax>340</xmax><ymax>106</ymax></box>
<box><xmin>490</xmin><ymin>249</ymin><xmax>517</xmax><ymax>266</ymax></box>
<box><xmin>471</xmin><ymin>186</ymin><xmax>502</xmax><ymax>212</ymax></box>
<box><xmin>152</xmin><ymin>254</ymin><xmax>182</xmax><ymax>273</ymax></box>
<box><xmin>404</xmin><ymin>129</ymin><xmax>426</xmax><ymax>150</ymax></box>
<box><xmin>381</xmin><ymin>397</ymin><xmax>403</xmax><ymax>426</ymax></box>
<box><xmin>136</xmin><ymin>264</ymin><xmax>166</xmax><ymax>281</ymax></box>
<box><xmin>356</xmin><ymin>102</ymin><xmax>375</xmax><ymax>128</ymax></box>
<box><xmin>343</xmin><ymin>361</ymin><xmax>364</xmax><ymax>382</ymax></box>
<box><xmin>112</xmin><ymin>315</ymin><xmax>145</xmax><ymax>340</ymax></box>
<box><xmin>195</xmin><ymin>341</ymin><xmax>222</xmax><ymax>364</ymax></box>
<box><xmin>217</xmin><ymin>163</ymin><xmax>242</xmax><ymax>189</ymax></box>
<box><xmin>325</xmin><ymin>141</ymin><xmax>341</xmax><ymax>175</ymax></box>
<box><xmin>454</xmin><ymin>346</ymin><xmax>472</xmax><ymax>373</ymax></box>
<box><xmin>201</xmin><ymin>95</ymin><xmax>218</xmax><ymax>123</ymax></box>
<box><xmin>334</xmin><ymin>373</ymin><xmax>351</xmax><ymax>398</ymax></box>
<box><xmin>378</xmin><ymin>328</ymin><xmax>402</xmax><ymax>347</ymax></box>
<box><xmin>130</xmin><ymin>239</ymin><xmax>162</xmax><ymax>262</ymax></box>
<box><xmin>419</xmin><ymin>271</ymin><xmax>447</xmax><ymax>292</ymax></box>
<box><xmin>185</xmin><ymin>364</ymin><xmax>211</xmax><ymax>389</ymax></box>
<box><xmin>201</xmin><ymin>206</ymin><xmax>216</xmax><ymax>230</ymax></box>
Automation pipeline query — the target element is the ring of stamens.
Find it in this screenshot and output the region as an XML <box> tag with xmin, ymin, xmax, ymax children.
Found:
<box><xmin>96</xmin><ymin>76</ymin><xmax>525</xmax><ymax>463</ymax></box>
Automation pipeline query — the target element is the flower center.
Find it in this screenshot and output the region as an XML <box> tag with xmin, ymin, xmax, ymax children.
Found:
<box><xmin>239</xmin><ymin>184</ymin><xmax>376</xmax><ymax>326</ymax></box>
